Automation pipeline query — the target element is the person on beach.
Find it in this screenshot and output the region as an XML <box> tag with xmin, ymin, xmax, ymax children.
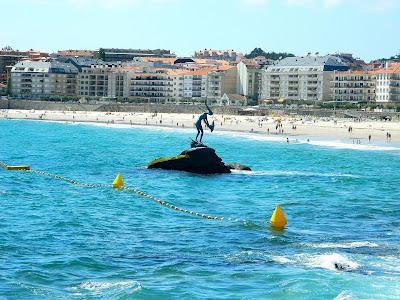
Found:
<box><xmin>195</xmin><ymin>103</ymin><xmax>214</xmax><ymax>143</ymax></box>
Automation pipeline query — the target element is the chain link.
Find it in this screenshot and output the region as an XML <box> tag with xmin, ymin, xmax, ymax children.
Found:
<box><xmin>1</xmin><ymin>160</ymin><xmax>235</xmax><ymax>221</ymax></box>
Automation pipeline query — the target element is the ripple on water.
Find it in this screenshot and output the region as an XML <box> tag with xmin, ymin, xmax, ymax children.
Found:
<box><xmin>1</xmin><ymin>120</ymin><xmax>400</xmax><ymax>299</ymax></box>
<box><xmin>225</xmin><ymin>250</ymin><xmax>360</xmax><ymax>272</ymax></box>
<box><xmin>70</xmin><ymin>280</ymin><xmax>141</xmax><ymax>298</ymax></box>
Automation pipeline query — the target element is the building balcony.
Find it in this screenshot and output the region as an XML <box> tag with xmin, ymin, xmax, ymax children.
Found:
<box><xmin>132</xmin><ymin>77</ymin><xmax>166</xmax><ymax>81</ymax></box>
<box><xmin>131</xmin><ymin>83</ymin><xmax>171</xmax><ymax>87</ymax></box>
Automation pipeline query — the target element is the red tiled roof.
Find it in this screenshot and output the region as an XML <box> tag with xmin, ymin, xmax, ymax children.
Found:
<box><xmin>371</xmin><ymin>63</ymin><xmax>400</xmax><ymax>74</ymax></box>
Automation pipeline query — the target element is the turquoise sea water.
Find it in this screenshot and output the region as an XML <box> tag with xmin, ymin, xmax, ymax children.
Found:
<box><xmin>1</xmin><ymin>119</ymin><xmax>400</xmax><ymax>299</ymax></box>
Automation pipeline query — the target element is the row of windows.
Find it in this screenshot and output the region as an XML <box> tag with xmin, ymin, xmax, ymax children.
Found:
<box><xmin>268</xmin><ymin>68</ymin><xmax>320</xmax><ymax>72</ymax></box>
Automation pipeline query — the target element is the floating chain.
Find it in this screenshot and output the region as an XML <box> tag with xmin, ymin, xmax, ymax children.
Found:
<box><xmin>1</xmin><ymin>160</ymin><xmax>237</xmax><ymax>221</ymax></box>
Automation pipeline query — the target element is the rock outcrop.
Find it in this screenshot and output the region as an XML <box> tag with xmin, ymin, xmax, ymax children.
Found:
<box><xmin>148</xmin><ymin>147</ymin><xmax>232</xmax><ymax>174</ymax></box>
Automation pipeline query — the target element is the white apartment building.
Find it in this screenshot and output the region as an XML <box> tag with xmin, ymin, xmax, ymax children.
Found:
<box><xmin>182</xmin><ymin>69</ymin><xmax>208</xmax><ymax>99</ymax></box>
<box><xmin>236</xmin><ymin>60</ymin><xmax>261</xmax><ymax>101</ymax></box>
<box><xmin>126</xmin><ymin>68</ymin><xmax>174</xmax><ymax>103</ymax></box>
<box><xmin>261</xmin><ymin>55</ymin><xmax>349</xmax><ymax>102</ymax></box>
<box><xmin>11</xmin><ymin>60</ymin><xmax>78</xmax><ymax>99</ymax></box>
<box><xmin>374</xmin><ymin>63</ymin><xmax>400</xmax><ymax>103</ymax></box>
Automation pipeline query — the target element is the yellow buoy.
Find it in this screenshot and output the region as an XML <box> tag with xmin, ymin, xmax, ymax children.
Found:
<box><xmin>6</xmin><ymin>165</ymin><xmax>30</xmax><ymax>171</ymax></box>
<box><xmin>112</xmin><ymin>173</ymin><xmax>124</xmax><ymax>189</ymax></box>
<box><xmin>270</xmin><ymin>205</ymin><xmax>287</xmax><ymax>230</ymax></box>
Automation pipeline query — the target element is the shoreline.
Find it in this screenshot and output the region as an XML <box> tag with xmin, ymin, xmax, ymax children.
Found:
<box><xmin>1</xmin><ymin>109</ymin><xmax>399</xmax><ymax>148</ymax></box>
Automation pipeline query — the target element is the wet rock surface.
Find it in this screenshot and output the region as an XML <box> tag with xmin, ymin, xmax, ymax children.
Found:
<box><xmin>148</xmin><ymin>146</ymin><xmax>250</xmax><ymax>174</ymax></box>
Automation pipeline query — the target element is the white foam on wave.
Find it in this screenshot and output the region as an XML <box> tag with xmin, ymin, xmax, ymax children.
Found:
<box><xmin>305</xmin><ymin>241</ymin><xmax>379</xmax><ymax>249</ymax></box>
<box><xmin>18</xmin><ymin>118</ymin><xmax>400</xmax><ymax>152</ymax></box>
<box><xmin>335</xmin><ymin>291</ymin><xmax>357</xmax><ymax>300</ymax></box>
<box><xmin>71</xmin><ymin>280</ymin><xmax>141</xmax><ymax>296</ymax></box>
<box><xmin>226</xmin><ymin>251</ymin><xmax>359</xmax><ymax>272</ymax></box>
<box><xmin>299</xmin><ymin>253</ymin><xmax>359</xmax><ymax>271</ymax></box>
<box><xmin>231</xmin><ymin>169</ymin><xmax>359</xmax><ymax>178</ymax></box>
<box><xmin>215</xmin><ymin>130</ymin><xmax>400</xmax><ymax>152</ymax></box>
<box><xmin>309</xmin><ymin>140</ymin><xmax>400</xmax><ymax>152</ymax></box>
<box><xmin>74</xmin><ymin>121</ymin><xmax>196</xmax><ymax>133</ymax></box>
<box><xmin>215</xmin><ymin>130</ymin><xmax>287</xmax><ymax>143</ymax></box>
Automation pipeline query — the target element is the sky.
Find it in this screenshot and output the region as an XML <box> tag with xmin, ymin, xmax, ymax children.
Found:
<box><xmin>0</xmin><ymin>0</ymin><xmax>399</xmax><ymax>61</ymax></box>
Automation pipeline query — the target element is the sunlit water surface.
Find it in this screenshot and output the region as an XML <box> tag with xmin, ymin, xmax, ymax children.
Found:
<box><xmin>1</xmin><ymin>120</ymin><xmax>400</xmax><ymax>299</ymax></box>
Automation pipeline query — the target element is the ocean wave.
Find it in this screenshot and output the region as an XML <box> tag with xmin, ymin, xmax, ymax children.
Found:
<box><xmin>309</xmin><ymin>140</ymin><xmax>400</xmax><ymax>152</ymax></box>
<box><xmin>231</xmin><ymin>169</ymin><xmax>359</xmax><ymax>178</ymax></box>
<box><xmin>225</xmin><ymin>251</ymin><xmax>359</xmax><ymax>272</ymax></box>
<box><xmin>215</xmin><ymin>131</ymin><xmax>400</xmax><ymax>152</ymax></box>
<box><xmin>76</xmin><ymin>121</ymin><xmax>194</xmax><ymax>133</ymax></box>
<box><xmin>335</xmin><ymin>291</ymin><xmax>357</xmax><ymax>300</ymax></box>
<box><xmin>304</xmin><ymin>241</ymin><xmax>379</xmax><ymax>249</ymax></box>
<box><xmin>299</xmin><ymin>253</ymin><xmax>359</xmax><ymax>271</ymax></box>
<box><xmin>70</xmin><ymin>280</ymin><xmax>141</xmax><ymax>297</ymax></box>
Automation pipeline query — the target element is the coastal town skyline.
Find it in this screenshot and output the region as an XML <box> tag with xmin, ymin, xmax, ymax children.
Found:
<box><xmin>1</xmin><ymin>0</ymin><xmax>399</xmax><ymax>61</ymax></box>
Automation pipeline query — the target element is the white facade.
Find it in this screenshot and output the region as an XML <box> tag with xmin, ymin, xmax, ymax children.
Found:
<box><xmin>11</xmin><ymin>61</ymin><xmax>77</xmax><ymax>99</ymax></box>
<box><xmin>261</xmin><ymin>66</ymin><xmax>328</xmax><ymax>101</ymax></box>
<box><xmin>236</xmin><ymin>61</ymin><xmax>260</xmax><ymax>99</ymax></box>
<box><xmin>375</xmin><ymin>64</ymin><xmax>400</xmax><ymax>103</ymax></box>
<box><xmin>183</xmin><ymin>74</ymin><xmax>207</xmax><ymax>99</ymax></box>
<box><xmin>260</xmin><ymin>55</ymin><xmax>349</xmax><ymax>102</ymax></box>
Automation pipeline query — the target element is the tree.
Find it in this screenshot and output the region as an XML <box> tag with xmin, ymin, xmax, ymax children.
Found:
<box><xmin>245</xmin><ymin>47</ymin><xmax>268</xmax><ymax>58</ymax></box>
<box><xmin>390</xmin><ymin>51</ymin><xmax>400</xmax><ymax>60</ymax></box>
<box><xmin>97</xmin><ymin>48</ymin><xmax>106</xmax><ymax>61</ymax></box>
<box><xmin>245</xmin><ymin>48</ymin><xmax>295</xmax><ymax>60</ymax></box>
<box><xmin>2</xmin><ymin>45</ymin><xmax>13</xmax><ymax>51</ymax></box>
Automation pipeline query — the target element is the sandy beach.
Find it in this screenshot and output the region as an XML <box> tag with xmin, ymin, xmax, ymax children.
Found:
<box><xmin>1</xmin><ymin>109</ymin><xmax>399</xmax><ymax>144</ymax></box>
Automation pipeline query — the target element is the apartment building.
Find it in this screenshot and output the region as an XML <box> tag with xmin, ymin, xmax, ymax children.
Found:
<box><xmin>331</xmin><ymin>70</ymin><xmax>375</xmax><ymax>102</ymax></box>
<box><xmin>10</xmin><ymin>57</ymin><xmax>240</xmax><ymax>104</ymax></box>
<box><xmin>56</xmin><ymin>50</ymin><xmax>95</xmax><ymax>58</ymax></box>
<box><xmin>79</xmin><ymin>66</ymin><xmax>111</xmax><ymax>97</ymax></box>
<box><xmin>126</xmin><ymin>68</ymin><xmax>174</xmax><ymax>103</ymax></box>
<box><xmin>207</xmin><ymin>67</ymin><xmax>237</xmax><ymax>101</ymax></box>
<box><xmin>11</xmin><ymin>60</ymin><xmax>78</xmax><ymax>99</ymax></box>
<box><xmin>0</xmin><ymin>49</ymin><xmax>48</xmax><ymax>83</ymax></box>
<box><xmin>194</xmin><ymin>49</ymin><xmax>243</xmax><ymax>62</ymax></box>
<box><xmin>100</xmin><ymin>48</ymin><xmax>176</xmax><ymax>62</ymax></box>
<box><xmin>76</xmin><ymin>58</ymin><xmax>121</xmax><ymax>98</ymax></box>
<box><xmin>108</xmin><ymin>69</ymin><xmax>126</xmax><ymax>99</ymax></box>
<box><xmin>261</xmin><ymin>55</ymin><xmax>349</xmax><ymax>102</ymax></box>
<box><xmin>181</xmin><ymin>69</ymin><xmax>209</xmax><ymax>100</ymax></box>
<box><xmin>373</xmin><ymin>63</ymin><xmax>400</xmax><ymax>103</ymax></box>
<box><xmin>236</xmin><ymin>60</ymin><xmax>261</xmax><ymax>101</ymax></box>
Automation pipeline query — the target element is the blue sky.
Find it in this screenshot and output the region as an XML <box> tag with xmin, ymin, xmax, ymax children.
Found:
<box><xmin>1</xmin><ymin>0</ymin><xmax>399</xmax><ymax>61</ymax></box>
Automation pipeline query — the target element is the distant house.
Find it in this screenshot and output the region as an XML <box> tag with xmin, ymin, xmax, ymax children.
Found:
<box><xmin>219</xmin><ymin>93</ymin><xmax>247</xmax><ymax>106</ymax></box>
<box><xmin>258</xmin><ymin>98</ymin><xmax>273</xmax><ymax>106</ymax></box>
